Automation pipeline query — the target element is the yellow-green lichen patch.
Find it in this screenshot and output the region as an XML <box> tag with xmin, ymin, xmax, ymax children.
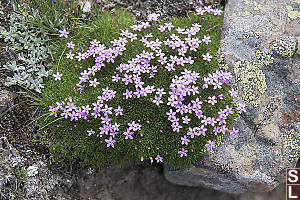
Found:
<box><xmin>253</xmin><ymin>1</ymin><xmax>262</xmax><ymax>11</ymax></box>
<box><xmin>254</xmin><ymin>32</ymin><xmax>260</xmax><ymax>39</ymax></box>
<box><xmin>255</xmin><ymin>50</ymin><xmax>274</xmax><ymax>65</ymax></box>
<box><xmin>242</xmin><ymin>33</ymin><xmax>250</xmax><ymax>40</ymax></box>
<box><xmin>286</xmin><ymin>6</ymin><xmax>300</xmax><ymax>19</ymax></box>
<box><xmin>234</xmin><ymin>50</ymin><xmax>274</xmax><ymax>107</ymax></box>
<box><xmin>270</xmin><ymin>39</ymin><xmax>297</xmax><ymax>58</ymax></box>
<box><xmin>282</xmin><ymin>129</ymin><xmax>300</xmax><ymax>163</ymax></box>
<box><xmin>243</xmin><ymin>0</ymin><xmax>250</xmax><ymax>5</ymax></box>
<box><xmin>265</xmin><ymin>21</ymin><xmax>279</xmax><ymax>31</ymax></box>
<box><xmin>238</xmin><ymin>11</ymin><xmax>251</xmax><ymax>17</ymax></box>
<box><xmin>288</xmin><ymin>11</ymin><xmax>300</xmax><ymax>19</ymax></box>
<box><xmin>216</xmin><ymin>49</ymin><xmax>229</xmax><ymax>70</ymax></box>
<box><xmin>286</xmin><ymin>5</ymin><xmax>294</xmax><ymax>11</ymax></box>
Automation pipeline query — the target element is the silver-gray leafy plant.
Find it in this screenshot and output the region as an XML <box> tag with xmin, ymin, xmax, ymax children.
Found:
<box><xmin>0</xmin><ymin>2</ymin><xmax>55</xmax><ymax>93</ymax></box>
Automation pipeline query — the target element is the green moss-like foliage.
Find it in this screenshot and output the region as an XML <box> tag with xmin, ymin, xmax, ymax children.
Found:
<box><xmin>38</xmin><ymin>7</ymin><xmax>238</xmax><ymax>170</ymax></box>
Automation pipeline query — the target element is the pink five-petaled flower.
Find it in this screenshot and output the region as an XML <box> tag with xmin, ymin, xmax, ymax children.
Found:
<box><xmin>204</xmin><ymin>6</ymin><xmax>213</xmax><ymax>13</ymax></box>
<box><xmin>87</xmin><ymin>129</ymin><xmax>95</xmax><ymax>136</ymax></box>
<box><xmin>213</xmin><ymin>9</ymin><xmax>222</xmax><ymax>16</ymax></box>
<box><xmin>205</xmin><ymin>140</ymin><xmax>216</xmax><ymax>151</ymax></box>
<box><xmin>105</xmin><ymin>136</ymin><xmax>116</xmax><ymax>148</ymax></box>
<box><xmin>67</xmin><ymin>41</ymin><xmax>75</xmax><ymax>49</ymax></box>
<box><xmin>89</xmin><ymin>78</ymin><xmax>99</xmax><ymax>88</ymax></box>
<box><xmin>59</xmin><ymin>28</ymin><xmax>69</xmax><ymax>38</ymax></box>
<box><xmin>164</xmin><ymin>23</ymin><xmax>174</xmax><ymax>31</ymax></box>
<box><xmin>158</xmin><ymin>25</ymin><xmax>166</xmax><ymax>32</ymax></box>
<box><xmin>66</xmin><ymin>50</ymin><xmax>74</xmax><ymax>59</ymax></box>
<box><xmin>156</xmin><ymin>88</ymin><xmax>166</xmax><ymax>96</ymax></box>
<box><xmin>207</xmin><ymin>96</ymin><xmax>217</xmax><ymax>105</ymax></box>
<box><xmin>237</xmin><ymin>103</ymin><xmax>246</xmax><ymax>114</ymax></box>
<box><xmin>202</xmin><ymin>52</ymin><xmax>212</xmax><ymax>62</ymax></box>
<box><xmin>187</xmin><ymin>127</ymin><xmax>197</xmax><ymax>138</ymax></box>
<box><xmin>147</xmin><ymin>13</ymin><xmax>160</xmax><ymax>22</ymax></box>
<box><xmin>114</xmin><ymin>106</ymin><xmax>123</xmax><ymax>116</ymax></box>
<box><xmin>128</xmin><ymin>121</ymin><xmax>142</xmax><ymax>131</ymax></box>
<box><xmin>53</xmin><ymin>72</ymin><xmax>62</xmax><ymax>81</ymax></box>
<box><xmin>123</xmin><ymin>129</ymin><xmax>134</xmax><ymax>140</ymax></box>
<box><xmin>178</xmin><ymin>148</ymin><xmax>188</xmax><ymax>157</ymax></box>
<box><xmin>123</xmin><ymin>89</ymin><xmax>133</xmax><ymax>99</ymax></box>
<box><xmin>229</xmin><ymin>88</ymin><xmax>238</xmax><ymax>97</ymax></box>
<box><xmin>202</xmin><ymin>35</ymin><xmax>211</xmax><ymax>44</ymax></box>
<box><xmin>153</xmin><ymin>95</ymin><xmax>163</xmax><ymax>106</ymax></box>
<box><xmin>195</xmin><ymin>7</ymin><xmax>205</xmax><ymax>16</ymax></box>
<box><xmin>229</xmin><ymin>127</ymin><xmax>239</xmax><ymax>139</ymax></box>
<box><xmin>182</xmin><ymin>115</ymin><xmax>191</xmax><ymax>124</ymax></box>
<box><xmin>181</xmin><ymin>135</ymin><xmax>190</xmax><ymax>145</ymax></box>
<box><xmin>155</xmin><ymin>155</ymin><xmax>163</xmax><ymax>163</ymax></box>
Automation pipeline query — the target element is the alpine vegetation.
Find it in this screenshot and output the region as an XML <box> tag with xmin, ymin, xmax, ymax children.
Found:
<box><xmin>0</xmin><ymin>2</ymin><xmax>54</xmax><ymax>93</ymax></box>
<box><xmin>40</xmin><ymin>6</ymin><xmax>246</xmax><ymax>169</ymax></box>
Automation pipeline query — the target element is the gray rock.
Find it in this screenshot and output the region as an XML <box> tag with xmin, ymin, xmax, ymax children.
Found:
<box><xmin>0</xmin><ymin>90</ymin><xmax>15</xmax><ymax>115</ymax></box>
<box><xmin>0</xmin><ymin>137</ymin><xmax>25</xmax><ymax>200</ymax></box>
<box><xmin>164</xmin><ymin>0</ymin><xmax>300</xmax><ymax>194</ymax></box>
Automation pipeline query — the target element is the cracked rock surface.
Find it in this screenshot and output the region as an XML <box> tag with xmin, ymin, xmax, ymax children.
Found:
<box><xmin>164</xmin><ymin>0</ymin><xmax>300</xmax><ymax>194</ymax></box>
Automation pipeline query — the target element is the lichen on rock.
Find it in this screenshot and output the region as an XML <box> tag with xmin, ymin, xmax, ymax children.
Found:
<box><xmin>282</xmin><ymin>128</ymin><xmax>300</xmax><ymax>163</ymax></box>
<box><xmin>270</xmin><ymin>37</ymin><xmax>297</xmax><ymax>58</ymax></box>
<box><xmin>233</xmin><ymin>49</ymin><xmax>274</xmax><ymax>107</ymax></box>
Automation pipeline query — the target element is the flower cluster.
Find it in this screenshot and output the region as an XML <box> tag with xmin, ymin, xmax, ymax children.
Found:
<box><xmin>51</xmin><ymin>8</ymin><xmax>247</xmax><ymax>166</ymax></box>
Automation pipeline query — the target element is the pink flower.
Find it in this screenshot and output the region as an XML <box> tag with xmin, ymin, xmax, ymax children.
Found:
<box><xmin>187</xmin><ymin>127</ymin><xmax>197</xmax><ymax>138</ymax></box>
<box><xmin>123</xmin><ymin>129</ymin><xmax>134</xmax><ymax>140</ymax></box>
<box><xmin>155</xmin><ymin>155</ymin><xmax>163</xmax><ymax>163</ymax></box>
<box><xmin>89</xmin><ymin>78</ymin><xmax>99</xmax><ymax>87</ymax></box>
<box><xmin>66</xmin><ymin>50</ymin><xmax>74</xmax><ymax>59</ymax></box>
<box><xmin>202</xmin><ymin>52</ymin><xmax>212</xmax><ymax>62</ymax></box>
<box><xmin>207</xmin><ymin>96</ymin><xmax>217</xmax><ymax>105</ymax></box>
<box><xmin>53</xmin><ymin>72</ymin><xmax>62</xmax><ymax>81</ymax></box>
<box><xmin>237</xmin><ymin>103</ymin><xmax>247</xmax><ymax>113</ymax></box>
<box><xmin>158</xmin><ymin>25</ymin><xmax>166</xmax><ymax>32</ymax></box>
<box><xmin>67</xmin><ymin>41</ymin><xmax>75</xmax><ymax>49</ymax></box>
<box><xmin>182</xmin><ymin>115</ymin><xmax>191</xmax><ymax>124</ymax></box>
<box><xmin>199</xmin><ymin>125</ymin><xmax>207</xmax><ymax>136</ymax></box>
<box><xmin>105</xmin><ymin>136</ymin><xmax>116</xmax><ymax>148</ymax></box>
<box><xmin>147</xmin><ymin>13</ymin><xmax>160</xmax><ymax>22</ymax></box>
<box><xmin>202</xmin><ymin>35</ymin><xmax>211</xmax><ymax>44</ymax></box>
<box><xmin>204</xmin><ymin>6</ymin><xmax>213</xmax><ymax>13</ymax></box>
<box><xmin>87</xmin><ymin>129</ymin><xmax>95</xmax><ymax>136</ymax></box>
<box><xmin>153</xmin><ymin>95</ymin><xmax>163</xmax><ymax>106</ymax></box>
<box><xmin>181</xmin><ymin>135</ymin><xmax>190</xmax><ymax>145</ymax></box>
<box><xmin>59</xmin><ymin>28</ymin><xmax>69</xmax><ymax>38</ymax></box>
<box><xmin>114</xmin><ymin>106</ymin><xmax>123</xmax><ymax>116</ymax></box>
<box><xmin>217</xmin><ymin>94</ymin><xmax>223</xmax><ymax>99</ymax></box>
<box><xmin>164</xmin><ymin>23</ymin><xmax>174</xmax><ymax>31</ymax></box>
<box><xmin>229</xmin><ymin>88</ymin><xmax>238</xmax><ymax>97</ymax></box>
<box><xmin>178</xmin><ymin>148</ymin><xmax>188</xmax><ymax>157</ymax></box>
<box><xmin>229</xmin><ymin>127</ymin><xmax>239</xmax><ymax>139</ymax></box>
<box><xmin>205</xmin><ymin>140</ymin><xmax>215</xmax><ymax>150</ymax></box>
<box><xmin>176</xmin><ymin>27</ymin><xmax>185</xmax><ymax>34</ymax></box>
<box><xmin>195</xmin><ymin>7</ymin><xmax>205</xmax><ymax>16</ymax></box>
<box><xmin>213</xmin><ymin>9</ymin><xmax>222</xmax><ymax>16</ymax></box>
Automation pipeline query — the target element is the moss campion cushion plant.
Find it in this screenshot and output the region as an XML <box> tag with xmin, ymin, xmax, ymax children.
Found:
<box><xmin>38</xmin><ymin>6</ymin><xmax>247</xmax><ymax>170</ymax></box>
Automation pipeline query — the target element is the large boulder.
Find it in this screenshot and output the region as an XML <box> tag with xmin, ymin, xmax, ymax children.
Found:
<box><xmin>164</xmin><ymin>0</ymin><xmax>300</xmax><ymax>194</ymax></box>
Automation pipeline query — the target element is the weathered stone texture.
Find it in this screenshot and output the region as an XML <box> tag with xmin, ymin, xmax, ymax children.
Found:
<box><xmin>164</xmin><ymin>0</ymin><xmax>300</xmax><ymax>194</ymax></box>
<box><xmin>0</xmin><ymin>90</ymin><xmax>15</xmax><ymax>114</ymax></box>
